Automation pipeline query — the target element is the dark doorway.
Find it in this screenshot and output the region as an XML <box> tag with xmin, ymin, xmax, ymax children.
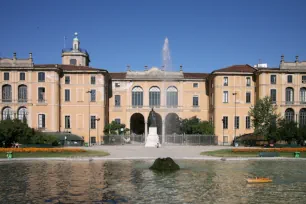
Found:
<box><xmin>130</xmin><ymin>113</ymin><xmax>145</xmax><ymax>134</ymax></box>
<box><xmin>165</xmin><ymin>113</ymin><xmax>181</xmax><ymax>134</ymax></box>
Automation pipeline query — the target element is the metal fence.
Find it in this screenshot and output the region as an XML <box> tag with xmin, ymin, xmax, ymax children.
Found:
<box><xmin>102</xmin><ymin>134</ymin><xmax>145</xmax><ymax>145</ymax></box>
<box><xmin>101</xmin><ymin>134</ymin><xmax>217</xmax><ymax>145</ymax></box>
<box><xmin>165</xmin><ymin>134</ymin><xmax>217</xmax><ymax>145</ymax></box>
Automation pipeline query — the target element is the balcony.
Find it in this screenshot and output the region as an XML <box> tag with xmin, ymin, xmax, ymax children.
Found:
<box><xmin>1</xmin><ymin>98</ymin><xmax>12</xmax><ymax>103</ymax></box>
<box><xmin>18</xmin><ymin>99</ymin><xmax>28</xmax><ymax>103</ymax></box>
<box><xmin>37</xmin><ymin>99</ymin><xmax>47</xmax><ymax>105</ymax></box>
<box><xmin>280</xmin><ymin>101</ymin><xmax>306</xmax><ymax>107</ymax></box>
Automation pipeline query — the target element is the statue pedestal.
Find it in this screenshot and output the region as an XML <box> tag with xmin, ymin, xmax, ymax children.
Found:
<box><xmin>145</xmin><ymin>127</ymin><xmax>161</xmax><ymax>147</ymax></box>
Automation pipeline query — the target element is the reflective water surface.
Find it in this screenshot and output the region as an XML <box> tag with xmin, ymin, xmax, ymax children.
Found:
<box><xmin>0</xmin><ymin>160</ymin><xmax>306</xmax><ymax>204</ymax></box>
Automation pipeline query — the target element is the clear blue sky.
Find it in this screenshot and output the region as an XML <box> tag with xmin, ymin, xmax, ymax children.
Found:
<box><xmin>1</xmin><ymin>0</ymin><xmax>306</xmax><ymax>73</ymax></box>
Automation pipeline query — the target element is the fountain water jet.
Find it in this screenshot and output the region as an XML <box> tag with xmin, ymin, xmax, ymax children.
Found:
<box><xmin>162</xmin><ymin>37</ymin><xmax>172</xmax><ymax>71</ymax></box>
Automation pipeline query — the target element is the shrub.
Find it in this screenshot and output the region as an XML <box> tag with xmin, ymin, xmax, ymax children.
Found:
<box><xmin>0</xmin><ymin>148</ymin><xmax>86</xmax><ymax>153</ymax></box>
<box><xmin>232</xmin><ymin>148</ymin><xmax>306</xmax><ymax>153</ymax></box>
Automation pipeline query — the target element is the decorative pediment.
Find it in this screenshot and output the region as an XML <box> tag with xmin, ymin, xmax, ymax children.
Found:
<box><xmin>126</xmin><ymin>66</ymin><xmax>183</xmax><ymax>80</ymax></box>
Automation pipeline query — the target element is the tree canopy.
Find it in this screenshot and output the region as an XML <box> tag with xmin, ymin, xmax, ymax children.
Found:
<box><xmin>0</xmin><ymin>119</ymin><xmax>58</xmax><ymax>147</ymax></box>
<box><xmin>249</xmin><ymin>96</ymin><xmax>280</xmax><ymax>140</ymax></box>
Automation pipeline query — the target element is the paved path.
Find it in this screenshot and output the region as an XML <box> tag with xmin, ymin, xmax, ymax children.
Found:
<box><xmin>86</xmin><ymin>145</ymin><xmax>231</xmax><ymax>159</ymax></box>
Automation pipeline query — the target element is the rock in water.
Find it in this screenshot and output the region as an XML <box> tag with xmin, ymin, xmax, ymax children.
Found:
<box><xmin>149</xmin><ymin>157</ymin><xmax>180</xmax><ymax>171</ymax></box>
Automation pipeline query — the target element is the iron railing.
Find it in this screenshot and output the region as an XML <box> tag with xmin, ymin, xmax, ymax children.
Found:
<box><xmin>101</xmin><ymin>134</ymin><xmax>217</xmax><ymax>145</ymax></box>
<box><xmin>165</xmin><ymin>134</ymin><xmax>217</xmax><ymax>145</ymax></box>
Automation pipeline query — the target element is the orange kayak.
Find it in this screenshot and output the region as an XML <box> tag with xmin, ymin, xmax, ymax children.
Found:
<box><xmin>247</xmin><ymin>177</ymin><xmax>272</xmax><ymax>183</ymax></box>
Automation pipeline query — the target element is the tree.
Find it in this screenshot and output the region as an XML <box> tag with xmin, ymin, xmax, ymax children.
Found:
<box><xmin>277</xmin><ymin>119</ymin><xmax>298</xmax><ymax>144</ymax></box>
<box><xmin>0</xmin><ymin>119</ymin><xmax>58</xmax><ymax>147</ymax></box>
<box><xmin>103</xmin><ymin>121</ymin><xmax>129</xmax><ymax>135</ymax></box>
<box><xmin>297</xmin><ymin>125</ymin><xmax>306</xmax><ymax>145</ymax></box>
<box><xmin>249</xmin><ymin>96</ymin><xmax>280</xmax><ymax>140</ymax></box>
<box><xmin>180</xmin><ymin>116</ymin><xmax>214</xmax><ymax>135</ymax></box>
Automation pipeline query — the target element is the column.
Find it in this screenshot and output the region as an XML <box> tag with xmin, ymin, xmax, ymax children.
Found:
<box><xmin>145</xmin><ymin>120</ymin><xmax>148</xmax><ymax>142</ymax></box>
<box><xmin>162</xmin><ymin>119</ymin><xmax>165</xmax><ymax>144</ymax></box>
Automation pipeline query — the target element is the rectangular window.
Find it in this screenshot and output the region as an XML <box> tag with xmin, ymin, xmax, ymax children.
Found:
<box><xmin>287</xmin><ymin>75</ymin><xmax>293</xmax><ymax>83</ymax></box>
<box><xmin>91</xmin><ymin>76</ymin><xmax>96</xmax><ymax>85</ymax></box>
<box><xmin>224</xmin><ymin>77</ymin><xmax>228</xmax><ymax>86</ymax></box>
<box><xmin>4</xmin><ymin>72</ymin><xmax>9</xmax><ymax>80</ymax></box>
<box><xmin>193</xmin><ymin>83</ymin><xmax>198</xmax><ymax>88</ymax></box>
<box><xmin>302</xmin><ymin>76</ymin><xmax>306</xmax><ymax>84</ymax></box>
<box><xmin>38</xmin><ymin>87</ymin><xmax>45</xmax><ymax>102</ymax></box>
<box><xmin>90</xmin><ymin>90</ymin><xmax>96</xmax><ymax>102</ymax></box>
<box><xmin>38</xmin><ymin>72</ymin><xmax>45</xmax><ymax>82</ymax></box>
<box><xmin>115</xmin><ymin>95</ymin><xmax>121</xmax><ymax>106</ymax></box>
<box><xmin>235</xmin><ymin>116</ymin><xmax>239</xmax><ymax>129</ymax></box>
<box><xmin>223</xmin><ymin>91</ymin><xmax>228</xmax><ymax>103</ymax></box>
<box><xmin>223</xmin><ymin>116</ymin><xmax>228</xmax><ymax>129</ymax></box>
<box><xmin>115</xmin><ymin>83</ymin><xmax>120</xmax><ymax>88</ymax></box>
<box><xmin>246</xmin><ymin>77</ymin><xmax>251</xmax><ymax>87</ymax></box>
<box><xmin>65</xmin><ymin>89</ymin><xmax>70</xmax><ymax>101</ymax></box>
<box><xmin>246</xmin><ymin>92</ymin><xmax>251</xmax><ymax>103</ymax></box>
<box><xmin>20</xmin><ymin>72</ymin><xmax>25</xmax><ymax>80</ymax></box>
<box><xmin>246</xmin><ymin>116</ymin><xmax>251</xmax><ymax>129</ymax></box>
<box><xmin>90</xmin><ymin>116</ymin><xmax>96</xmax><ymax>129</ymax></box>
<box><xmin>271</xmin><ymin>89</ymin><xmax>277</xmax><ymax>104</ymax></box>
<box><xmin>270</xmin><ymin>75</ymin><xmax>276</xmax><ymax>84</ymax></box>
<box><xmin>65</xmin><ymin>115</ymin><xmax>71</xmax><ymax>129</ymax></box>
<box><xmin>65</xmin><ymin>76</ymin><xmax>70</xmax><ymax>84</ymax></box>
<box><xmin>38</xmin><ymin>114</ymin><xmax>45</xmax><ymax>128</ymax></box>
<box><xmin>115</xmin><ymin>118</ymin><xmax>121</xmax><ymax>124</ymax></box>
<box><xmin>193</xmin><ymin>96</ymin><xmax>199</xmax><ymax>107</ymax></box>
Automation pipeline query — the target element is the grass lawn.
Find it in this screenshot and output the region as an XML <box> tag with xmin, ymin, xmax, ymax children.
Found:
<box><xmin>201</xmin><ymin>149</ymin><xmax>306</xmax><ymax>158</ymax></box>
<box><xmin>0</xmin><ymin>150</ymin><xmax>109</xmax><ymax>158</ymax></box>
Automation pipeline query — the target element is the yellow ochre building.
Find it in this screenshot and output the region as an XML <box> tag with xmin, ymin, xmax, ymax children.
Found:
<box><xmin>1</xmin><ymin>33</ymin><xmax>306</xmax><ymax>145</ymax></box>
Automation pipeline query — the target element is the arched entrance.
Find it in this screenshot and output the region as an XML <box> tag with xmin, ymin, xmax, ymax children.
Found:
<box><xmin>165</xmin><ymin>113</ymin><xmax>181</xmax><ymax>134</ymax></box>
<box><xmin>130</xmin><ymin>113</ymin><xmax>145</xmax><ymax>135</ymax></box>
<box><xmin>147</xmin><ymin>111</ymin><xmax>162</xmax><ymax>135</ymax></box>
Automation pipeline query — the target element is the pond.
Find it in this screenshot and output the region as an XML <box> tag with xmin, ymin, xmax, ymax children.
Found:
<box><xmin>0</xmin><ymin>160</ymin><xmax>306</xmax><ymax>203</ymax></box>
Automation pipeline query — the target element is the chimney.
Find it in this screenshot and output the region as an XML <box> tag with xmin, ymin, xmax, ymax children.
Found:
<box><xmin>280</xmin><ymin>55</ymin><xmax>284</xmax><ymax>63</ymax></box>
<box><xmin>13</xmin><ymin>52</ymin><xmax>17</xmax><ymax>60</ymax></box>
<box><xmin>180</xmin><ymin>65</ymin><xmax>183</xmax><ymax>72</ymax></box>
<box><xmin>144</xmin><ymin>65</ymin><xmax>148</xmax><ymax>71</ymax></box>
<box><xmin>295</xmin><ymin>55</ymin><xmax>299</xmax><ymax>63</ymax></box>
<box><xmin>29</xmin><ymin>52</ymin><xmax>32</xmax><ymax>59</ymax></box>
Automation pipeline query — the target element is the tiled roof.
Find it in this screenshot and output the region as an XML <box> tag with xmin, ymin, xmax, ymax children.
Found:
<box><xmin>213</xmin><ymin>64</ymin><xmax>256</xmax><ymax>73</ymax></box>
<box><xmin>110</xmin><ymin>72</ymin><xmax>127</xmax><ymax>79</ymax></box>
<box><xmin>183</xmin><ymin>73</ymin><xmax>209</xmax><ymax>79</ymax></box>
<box><xmin>34</xmin><ymin>64</ymin><xmax>107</xmax><ymax>71</ymax></box>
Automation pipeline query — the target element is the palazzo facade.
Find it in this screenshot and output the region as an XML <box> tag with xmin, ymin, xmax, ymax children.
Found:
<box><xmin>1</xmin><ymin>34</ymin><xmax>306</xmax><ymax>144</ymax></box>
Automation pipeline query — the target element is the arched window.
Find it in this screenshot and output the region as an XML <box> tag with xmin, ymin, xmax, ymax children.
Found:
<box><xmin>300</xmin><ymin>88</ymin><xmax>306</xmax><ymax>104</ymax></box>
<box><xmin>285</xmin><ymin>108</ymin><xmax>295</xmax><ymax>122</ymax></box>
<box><xmin>300</xmin><ymin>109</ymin><xmax>306</xmax><ymax>127</ymax></box>
<box><xmin>18</xmin><ymin>85</ymin><xmax>27</xmax><ymax>103</ymax></box>
<box><xmin>2</xmin><ymin>85</ymin><xmax>12</xmax><ymax>102</ymax></box>
<box><xmin>2</xmin><ymin>107</ymin><xmax>13</xmax><ymax>120</ymax></box>
<box><xmin>18</xmin><ymin>107</ymin><xmax>28</xmax><ymax>122</ymax></box>
<box><xmin>286</xmin><ymin>87</ymin><xmax>294</xmax><ymax>104</ymax></box>
<box><xmin>132</xmin><ymin>86</ymin><xmax>143</xmax><ymax>107</ymax></box>
<box><xmin>149</xmin><ymin>86</ymin><xmax>160</xmax><ymax>107</ymax></box>
<box><xmin>167</xmin><ymin>86</ymin><xmax>178</xmax><ymax>107</ymax></box>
